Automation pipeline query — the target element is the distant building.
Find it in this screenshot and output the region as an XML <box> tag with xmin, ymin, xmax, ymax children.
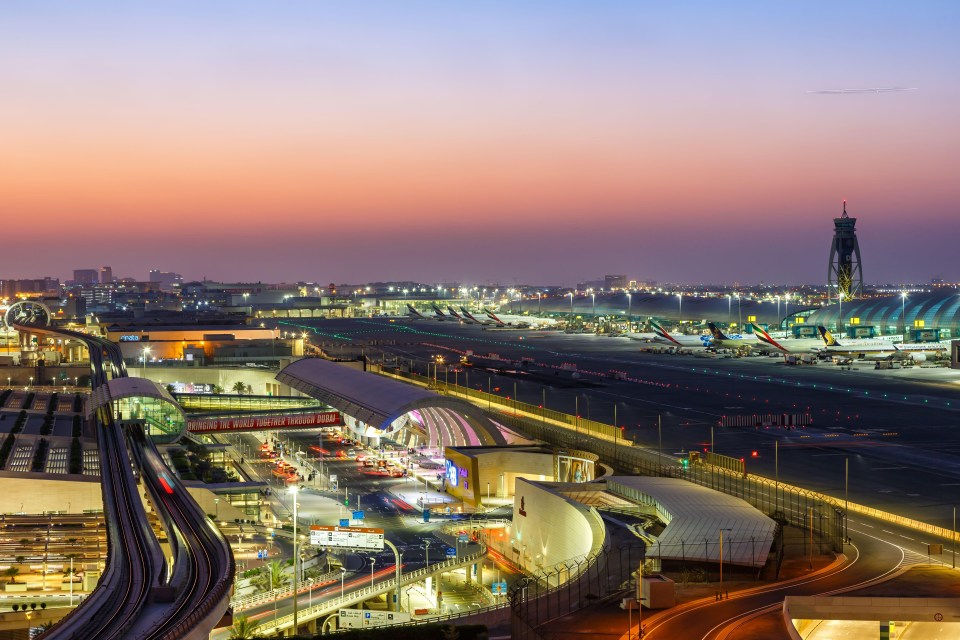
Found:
<box><xmin>73</xmin><ymin>269</ymin><xmax>99</xmax><ymax>285</ymax></box>
<box><xmin>0</xmin><ymin>277</ymin><xmax>60</xmax><ymax>297</ymax></box>
<box><xmin>99</xmin><ymin>266</ymin><xmax>113</xmax><ymax>284</ymax></box>
<box><xmin>148</xmin><ymin>270</ymin><xmax>183</xmax><ymax>292</ymax></box>
<box><xmin>605</xmin><ymin>275</ymin><xmax>628</xmax><ymax>290</ymax></box>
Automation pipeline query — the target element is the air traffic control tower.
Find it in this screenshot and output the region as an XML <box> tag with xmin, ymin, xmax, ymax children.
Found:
<box><xmin>828</xmin><ymin>200</ymin><xmax>863</xmax><ymax>300</ymax></box>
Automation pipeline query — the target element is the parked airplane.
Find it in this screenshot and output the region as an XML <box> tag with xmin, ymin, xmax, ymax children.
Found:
<box><xmin>817</xmin><ymin>327</ymin><xmax>900</xmax><ymax>358</ymax></box>
<box><xmin>459</xmin><ymin>307</ymin><xmax>492</xmax><ymax>325</ymax></box>
<box><xmin>749</xmin><ymin>323</ymin><xmax>824</xmax><ymax>354</ymax></box>
<box><xmin>483</xmin><ymin>309</ymin><xmax>558</xmax><ymax>329</ymax></box>
<box><xmin>406</xmin><ymin>304</ymin><xmax>426</xmax><ymax>320</ymax></box>
<box><xmin>707</xmin><ymin>323</ymin><xmax>760</xmax><ymax>349</ymax></box>
<box><xmin>431</xmin><ymin>304</ymin><xmax>451</xmax><ymax>321</ymax></box>
<box><xmin>649</xmin><ymin>320</ymin><xmax>712</xmax><ymax>348</ymax></box>
<box><xmin>447</xmin><ymin>306</ymin><xmax>469</xmax><ymax>322</ymax></box>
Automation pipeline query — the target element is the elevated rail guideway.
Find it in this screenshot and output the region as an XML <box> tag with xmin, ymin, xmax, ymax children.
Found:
<box><xmin>15</xmin><ymin>323</ymin><xmax>235</xmax><ymax>640</ymax></box>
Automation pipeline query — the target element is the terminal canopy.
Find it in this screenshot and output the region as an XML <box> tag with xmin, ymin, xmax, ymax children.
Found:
<box><xmin>89</xmin><ymin>377</ymin><xmax>186</xmax><ymax>443</ymax></box>
<box><xmin>277</xmin><ymin>358</ymin><xmax>506</xmax><ymax>447</ymax></box>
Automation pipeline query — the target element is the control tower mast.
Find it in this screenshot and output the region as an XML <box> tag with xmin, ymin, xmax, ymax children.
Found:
<box><xmin>827</xmin><ymin>200</ymin><xmax>863</xmax><ymax>300</ymax></box>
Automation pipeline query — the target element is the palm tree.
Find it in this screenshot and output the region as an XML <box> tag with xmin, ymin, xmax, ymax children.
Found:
<box><xmin>227</xmin><ymin>615</ymin><xmax>262</xmax><ymax>639</ymax></box>
<box><xmin>255</xmin><ymin>559</ymin><xmax>290</xmax><ymax>592</ymax></box>
<box><xmin>231</xmin><ymin>381</ymin><xmax>247</xmax><ymax>395</ymax></box>
<box><xmin>211</xmin><ymin>384</ymin><xmax>224</xmax><ymax>394</ymax></box>
<box><xmin>3</xmin><ymin>566</ymin><xmax>20</xmax><ymax>584</ymax></box>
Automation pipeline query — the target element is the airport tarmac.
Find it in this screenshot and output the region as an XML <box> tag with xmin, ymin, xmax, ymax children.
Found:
<box><xmin>276</xmin><ymin>317</ymin><xmax>960</xmax><ymax>530</ymax></box>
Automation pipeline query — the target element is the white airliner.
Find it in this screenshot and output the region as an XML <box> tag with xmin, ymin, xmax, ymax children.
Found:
<box><xmin>816</xmin><ymin>327</ymin><xmax>900</xmax><ymax>358</ymax></box>
<box><xmin>707</xmin><ymin>323</ymin><xmax>760</xmax><ymax>348</ymax></box>
<box><xmin>749</xmin><ymin>323</ymin><xmax>825</xmax><ymax>354</ymax></box>
<box><xmin>406</xmin><ymin>304</ymin><xmax>426</xmax><ymax>320</ymax></box>
<box><xmin>649</xmin><ymin>320</ymin><xmax>712</xmax><ymax>348</ymax></box>
<box><xmin>483</xmin><ymin>309</ymin><xmax>558</xmax><ymax>329</ymax></box>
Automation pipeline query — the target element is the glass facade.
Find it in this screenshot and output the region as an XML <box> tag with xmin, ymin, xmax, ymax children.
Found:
<box><xmin>115</xmin><ymin>395</ymin><xmax>186</xmax><ymax>443</ymax></box>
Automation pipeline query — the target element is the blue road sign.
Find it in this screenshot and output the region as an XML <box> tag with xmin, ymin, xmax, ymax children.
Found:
<box><xmin>352</xmin><ymin>510</ymin><xmax>364</xmax><ymax>520</ymax></box>
<box><xmin>445</xmin><ymin>547</ymin><xmax>457</xmax><ymax>557</ymax></box>
<box><xmin>339</xmin><ymin>518</ymin><xmax>350</xmax><ymax>527</ymax></box>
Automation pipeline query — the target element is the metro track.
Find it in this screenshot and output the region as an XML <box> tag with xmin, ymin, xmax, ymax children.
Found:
<box><xmin>17</xmin><ymin>323</ymin><xmax>234</xmax><ymax>639</ymax></box>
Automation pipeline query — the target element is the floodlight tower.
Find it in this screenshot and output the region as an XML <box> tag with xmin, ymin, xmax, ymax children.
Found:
<box><xmin>827</xmin><ymin>200</ymin><xmax>863</xmax><ymax>301</ymax></box>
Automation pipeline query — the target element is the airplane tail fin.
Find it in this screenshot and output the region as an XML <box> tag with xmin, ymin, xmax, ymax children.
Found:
<box><xmin>707</xmin><ymin>322</ymin><xmax>730</xmax><ymax>341</ymax></box>
<box><xmin>650</xmin><ymin>320</ymin><xmax>682</xmax><ymax>346</ymax></box>
<box><xmin>750</xmin><ymin>322</ymin><xmax>787</xmax><ymax>352</ymax></box>
<box><xmin>818</xmin><ymin>326</ymin><xmax>839</xmax><ymax>346</ymax></box>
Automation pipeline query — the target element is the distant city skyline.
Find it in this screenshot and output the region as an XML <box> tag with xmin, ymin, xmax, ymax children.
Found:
<box><xmin>2</xmin><ymin>2</ymin><xmax>958</xmax><ymax>284</ymax></box>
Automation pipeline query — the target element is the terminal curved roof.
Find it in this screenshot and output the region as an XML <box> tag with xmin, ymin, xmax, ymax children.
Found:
<box><xmin>804</xmin><ymin>291</ymin><xmax>960</xmax><ymax>336</ymax></box>
<box><xmin>608</xmin><ymin>476</ymin><xmax>776</xmax><ymax>567</ymax></box>
<box><xmin>524</xmin><ymin>293</ymin><xmax>811</xmax><ymax>326</ymax></box>
<box><xmin>88</xmin><ymin>377</ymin><xmax>182</xmax><ymax>417</ymax></box>
<box><xmin>277</xmin><ymin>358</ymin><xmax>506</xmax><ymax>446</ymax></box>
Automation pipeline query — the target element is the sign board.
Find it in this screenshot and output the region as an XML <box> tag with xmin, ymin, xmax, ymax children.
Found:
<box><xmin>352</xmin><ymin>511</ymin><xmax>364</xmax><ymax>520</ymax></box>
<box><xmin>186</xmin><ymin>411</ymin><xmax>341</xmax><ymax>434</ymax></box>
<box><xmin>445</xmin><ymin>547</ymin><xmax>457</xmax><ymax>557</ymax></box>
<box><xmin>310</xmin><ymin>525</ymin><xmax>385</xmax><ymax>551</ymax></box>
<box><xmin>491</xmin><ymin>581</ymin><xmax>508</xmax><ymax>595</ymax></box>
<box><xmin>457</xmin><ymin>533</ymin><xmax>469</xmax><ymax>543</ymax></box>
<box><xmin>338</xmin><ymin>608</ymin><xmax>410</xmax><ymax>629</ymax></box>
<box><xmin>339</xmin><ymin>519</ymin><xmax>349</xmax><ymax>527</ymax></box>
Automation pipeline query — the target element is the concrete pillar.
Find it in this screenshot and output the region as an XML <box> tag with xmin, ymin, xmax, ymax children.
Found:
<box><xmin>465</xmin><ymin>565</ymin><xmax>472</xmax><ymax>585</ymax></box>
<box><xmin>475</xmin><ymin>562</ymin><xmax>483</xmax><ymax>585</ymax></box>
<box><xmin>307</xmin><ymin>619</ymin><xmax>317</xmax><ymax>634</ymax></box>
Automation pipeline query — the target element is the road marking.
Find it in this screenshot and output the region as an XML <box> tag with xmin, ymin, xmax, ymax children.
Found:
<box><xmin>900</xmin><ymin>535</ymin><xmax>915</xmax><ymax>541</ymax></box>
<box><xmin>882</xmin><ymin>530</ymin><xmax>896</xmax><ymax>535</ymax></box>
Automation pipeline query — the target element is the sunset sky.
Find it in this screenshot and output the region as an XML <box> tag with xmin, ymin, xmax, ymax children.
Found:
<box><xmin>2</xmin><ymin>2</ymin><xmax>958</xmax><ymax>285</ymax></box>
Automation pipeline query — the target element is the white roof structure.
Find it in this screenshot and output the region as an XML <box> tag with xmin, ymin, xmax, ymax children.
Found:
<box><xmin>607</xmin><ymin>476</ymin><xmax>777</xmax><ymax>567</ymax></box>
<box><xmin>277</xmin><ymin>358</ymin><xmax>505</xmax><ymax>445</ymax></box>
<box><xmin>88</xmin><ymin>377</ymin><xmax>182</xmax><ymax>417</ymax></box>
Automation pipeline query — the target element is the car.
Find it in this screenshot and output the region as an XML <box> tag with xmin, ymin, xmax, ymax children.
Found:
<box><xmin>346</xmin><ymin>449</ymin><xmax>357</xmax><ymax>457</ymax></box>
<box><xmin>391</xmin><ymin>469</ymin><xmax>406</xmax><ymax>478</ymax></box>
<box><xmin>363</xmin><ymin>460</ymin><xmax>375</xmax><ymax>468</ymax></box>
<box><xmin>356</xmin><ymin>453</ymin><xmax>367</xmax><ymax>462</ymax></box>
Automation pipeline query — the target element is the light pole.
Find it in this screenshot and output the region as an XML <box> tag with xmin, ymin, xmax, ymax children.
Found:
<box><xmin>425</xmin><ymin>540</ymin><xmax>431</xmax><ymax>569</ymax></box>
<box><xmin>307</xmin><ymin>577</ymin><xmax>315</xmax><ymax>609</ymax></box>
<box><xmin>736</xmin><ymin>293</ymin><xmax>741</xmax><ymax>329</ymax></box>
<box><xmin>214</xmin><ymin>498</ymin><xmax>219</xmax><ymax>520</ymax></box>
<box><xmin>141</xmin><ymin>346</ymin><xmax>151</xmax><ymax>377</ymax></box>
<box><xmin>677</xmin><ymin>293</ymin><xmax>682</xmax><ymax>324</ymax></box>
<box><xmin>719</xmin><ymin>528</ymin><xmax>732</xmax><ymax>599</ymax></box>
<box><xmin>626</xmin><ymin>292</ymin><xmax>632</xmax><ymax>329</ymax></box>
<box><xmin>370</xmin><ymin>557</ymin><xmax>377</xmax><ymax>587</ymax></box>
<box><xmin>838</xmin><ymin>291</ymin><xmax>845</xmax><ymax>333</ymax></box>
<box><xmin>340</xmin><ymin>567</ymin><xmax>346</xmax><ymax>599</ymax></box>
<box><xmin>727</xmin><ymin>294</ymin><xmax>731</xmax><ymax>324</ymax></box>
<box><xmin>568</xmin><ymin>291</ymin><xmax>574</xmax><ymax>316</ymax></box>
<box><xmin>537</xmin><ymin>291</ymin><xmax>542</xmax><ymax>316</ymax></box>
<box><xmin>289</xmin><ymin>484</ymin><xmax>299</xmax><ymax>632</ymax></box>
<box><xmin>901</xmin><ymin>291</ymin><xmax>908</xmax><ymax>335</ymax></box>
<box><xmin>784</xmin><ymin>292</ymin><xmax>790</xmax><ymax>326</ymax></box>
<box><xmin>591</xmin><ymin>292</ymin><xmax>596</xmax><ymax>317</ymax></box>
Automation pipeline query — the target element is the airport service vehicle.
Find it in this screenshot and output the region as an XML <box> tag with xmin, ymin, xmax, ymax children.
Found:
<box><xmin>649</xmin><ymin>320</ymin><xmax>712</xmax><ymax>348</ymax></box>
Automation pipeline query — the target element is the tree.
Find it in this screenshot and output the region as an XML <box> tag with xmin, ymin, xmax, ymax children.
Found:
<box><xmin>227</xmin><ymin>615</ymin><xmax>262</xmax><ymax>639</ymax></box>
<box><xmin>232</xmin><ymin>381</ymin><xmax>248</xmax><ymax>395</ymax></box>
<box><xmin>211</xmin><ymin>384</ymin><xmax>224</xmax><ymax>394</ymax></box>
<box><xmin>255</xmin><ymin>559</ymin><xmax>290</xmax><ymax>592</ymax></box>
<box><xmin>3</xmin><ymin>566</ymin><xmax>20</xmax><ymax>584</ymax></box>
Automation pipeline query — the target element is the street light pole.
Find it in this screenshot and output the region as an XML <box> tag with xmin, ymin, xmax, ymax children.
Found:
<box><xmin>370</xmin><ymin>557</ymin><xmax>377</xmax><ymax>587</ymax></box>
<box><xmin>341</xmin><ymin>567</ymin><xmax>346</xmax><ymax>599</ymax></box>
<box><xmin>719</xmin><ymin>528</ymin><xmax>732</xmax><ymax>599</ymax></box>
<box><xmin>290</xmin><ymin>485</ymin><xmax>299</xmax><ymax>633</ymax></box>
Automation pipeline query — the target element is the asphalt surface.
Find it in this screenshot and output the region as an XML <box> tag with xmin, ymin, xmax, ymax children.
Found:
<box><xmin>273</xmin><ymin>317</ymin><xmax>960</xmax><ymax>530</ymax></box>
